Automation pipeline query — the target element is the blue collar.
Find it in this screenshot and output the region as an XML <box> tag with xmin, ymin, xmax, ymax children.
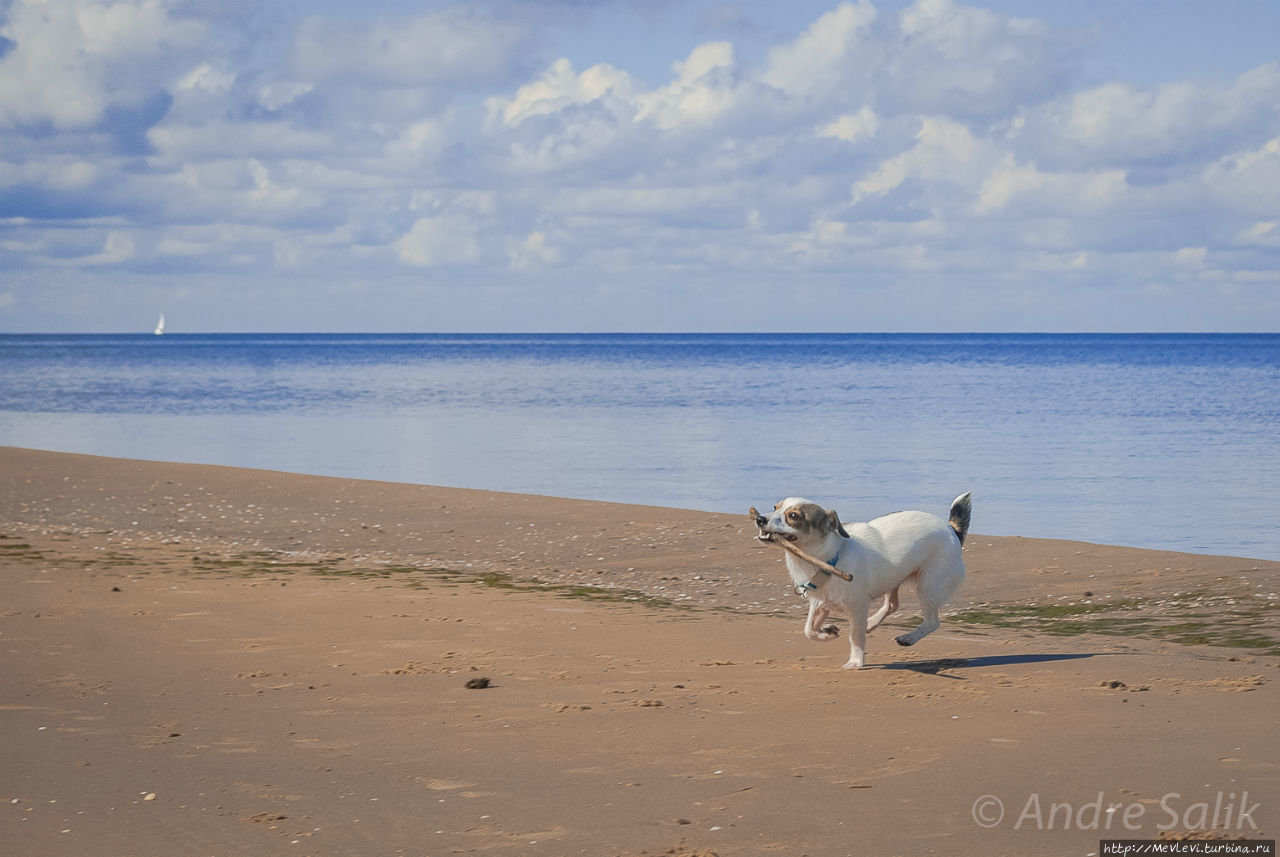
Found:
<box><xmin>813</xmin><ymin>550</ymin><xmax>841</xmax><ymax>577</ymax></box>
<box><xmin>795</xmin><ymin>548</ymin><xmax>842</xmax><ymax>595</ymax></box>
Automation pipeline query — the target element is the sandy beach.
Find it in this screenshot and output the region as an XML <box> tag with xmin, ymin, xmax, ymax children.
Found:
<box><xmin>2</xmin><ymin>446</ymin><xmax>1276</xmax><ymax>857</ymax></box>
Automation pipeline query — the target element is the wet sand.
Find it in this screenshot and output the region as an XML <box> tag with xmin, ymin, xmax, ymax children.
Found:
<box><xmin>2</xmin><ymin>446</ymin><xmax>1276</xmax><ymax>856</ymax></box>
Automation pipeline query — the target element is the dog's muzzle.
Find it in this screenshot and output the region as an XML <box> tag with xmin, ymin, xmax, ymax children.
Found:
<box><xmin>747</xmin><ymin>506</ymin><xmax>795</xmax><ymax>543</ymax></box>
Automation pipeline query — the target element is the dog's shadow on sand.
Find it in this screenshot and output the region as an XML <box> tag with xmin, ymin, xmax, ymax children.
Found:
<box><xmin>879</xmin><ymin>652</ymin><xmax>1120</xmax><ymax>679</ymax></box>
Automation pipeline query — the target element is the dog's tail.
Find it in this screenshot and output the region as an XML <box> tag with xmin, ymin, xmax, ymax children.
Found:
<box><xmin>948</xmin><ymin>492</ymin><xmax>973</xmax><ymax>546</ymax></box>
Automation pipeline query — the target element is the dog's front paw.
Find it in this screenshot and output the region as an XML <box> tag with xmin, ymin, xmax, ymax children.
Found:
<box><xmin>894</xmin><ymin>633</ymin><xmax>916</xmax><ymax>647</ymax></box>
<box><xmin>841</xmin><ymin>660</ymin><xmax>865</xmax><ymax>670</ymax></box>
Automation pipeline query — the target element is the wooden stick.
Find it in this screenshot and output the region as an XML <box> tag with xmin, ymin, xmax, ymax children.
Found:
<box><xmin>775</xmin><ymin>538</ymin><xmax>854</xmax><ymax>581</ymax></box>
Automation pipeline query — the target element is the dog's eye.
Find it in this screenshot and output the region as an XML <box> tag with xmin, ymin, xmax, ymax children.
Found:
<box><xmin>786</xmin><ymin>511</ymin><xmax>800</xmax><ymax>521</ymax></box>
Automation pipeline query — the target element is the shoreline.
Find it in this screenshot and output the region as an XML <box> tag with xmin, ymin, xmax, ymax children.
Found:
<box><xmin>5</xmin><ymin>444</ymin><xmax>1277</xmax><ymax>562</ymax></box>
<box><xmin>3</xmin><ymin>446</ymin><xmax>1277</xmax><ymax>856</ymax></box>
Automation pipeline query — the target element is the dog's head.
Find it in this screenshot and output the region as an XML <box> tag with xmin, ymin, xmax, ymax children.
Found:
<box><xmin>750</xmin><ymin>497</ymin><xmax>849</xmax><ymax>547</ymax></box>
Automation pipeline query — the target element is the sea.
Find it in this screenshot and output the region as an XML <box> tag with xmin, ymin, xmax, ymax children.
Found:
<box><xmin>2</xmin><ymin>333</ymin><xmax>1278</xmax><ymax>560</ymax></box>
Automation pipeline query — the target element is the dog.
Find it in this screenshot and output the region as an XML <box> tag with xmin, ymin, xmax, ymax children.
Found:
<box><xmin>752</xmin><ymin>493</ymin><xmax>972</xmax><ymax>670</ymax></box>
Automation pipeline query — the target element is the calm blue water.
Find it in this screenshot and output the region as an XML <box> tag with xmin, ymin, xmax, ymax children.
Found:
<box><xmin>2</xmin><ymin>333</ymin><xmax>1278</xmax><ymax>559</ymax></box>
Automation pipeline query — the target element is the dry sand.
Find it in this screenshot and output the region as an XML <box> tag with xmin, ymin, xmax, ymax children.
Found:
<box><xmin>2</xmin><ymin>446</ymin><xmax>1277</xmax><ymax>856</ymax></box>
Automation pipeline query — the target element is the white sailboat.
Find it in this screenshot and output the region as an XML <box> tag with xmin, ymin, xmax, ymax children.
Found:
<box><xmin>154</xmin><ymin>313</ymin><xmax>165</xmax><ymax>336</ymax></box>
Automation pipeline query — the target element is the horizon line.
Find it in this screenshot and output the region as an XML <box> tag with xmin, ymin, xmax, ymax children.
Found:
<box><xmin>2</xmin><ymin>330</ymin><xmax>1279</xmax><ymax>337</ymax></box>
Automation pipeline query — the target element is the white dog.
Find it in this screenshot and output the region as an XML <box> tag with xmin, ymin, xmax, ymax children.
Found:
<box><xmin>753</xmin><ymin>493</ymin><xmax>972</xmax><ymax>670</ymax></box>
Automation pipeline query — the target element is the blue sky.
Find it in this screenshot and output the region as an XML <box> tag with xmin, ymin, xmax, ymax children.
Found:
<box><xmin>2</xmin><ymin>0</ymin><xmax>1279</xmax><ymax>332</ymax></box>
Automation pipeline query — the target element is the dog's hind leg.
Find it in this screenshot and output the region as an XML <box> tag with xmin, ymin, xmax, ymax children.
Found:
<box><xmin>895</xmin><ymin>556</ymin><xmax>963</xmax><ymax>647</ymax></box>
<box><xmin>866</xmin><ymin>586</ymin><xmax>900</xmax><ymax>632</ymax></box>
<box><xmin>894</xmin><ymin>604</ymin><xmax>940</xmax><ymax>647</ymax></box>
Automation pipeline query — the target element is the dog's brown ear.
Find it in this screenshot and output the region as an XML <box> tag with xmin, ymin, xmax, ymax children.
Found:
<box><xmin>826</xmin><ymin>509</ymin><xmax>850</xmax><ymax>538</ymax></box>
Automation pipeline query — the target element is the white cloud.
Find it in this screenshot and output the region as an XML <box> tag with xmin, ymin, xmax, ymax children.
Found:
<box><xmin>75</xmin><ymin>231</ymin><xmax>136</xmax><ymax>266</ymax></box>
<box><xmin>485</xmin><ymin>41</ymin><xmax>756</xmax><ymax>177</ymax></box>
<box><xmin>490</xmin><ymin>58</ymin><xmax>639</xmax><ymax>127</ymax></box>
<box><xmin>378</xmin><ymin>117</ymin><xmax>451</xmax><ymax>171</ymax></box>
<box><xmin>246</xmin><ymin>160</ymin><xmax>302</xmax><ymax>210</ymax></box>
<box><xmin>257</xmin><ymin>81</ymin><xmax>315</xmax><ymax>112</ymax></box>
<box><xmin>0</xmin><ymin>157</ymin><xmax>100</xmax><ymax>190</ymax></box>
<box><xmin>885</xmin><ymin>0</ymin><xmax>1071</xmax><ymax>118</ymax></box>
<box><xmin>1237</xmin><ymin>221</ymin><xmax>1279</xmax><ymax>247</ymax></box>
<box><xmin>1020</xmin><ymin>63</ymin><xmax>1280</xmax><ymax>170</ymax></box>
<box><xmin>1173</xmin><ymin>247</ymin><xmax>1207</xmax><ymax>268</ymax></box>
<box><xmin>761</xmin><ymin>1</ymin><xmax>877</xmax><ymax>98</ymax></box>
<box><xmin>1202</xmin><ymin>135</ymin><xmax>1280</xmax><ymax>217</ymax></box>
<box><xmin>974</xmin><ymin>156</ymin><xmax>1128</xmax><ymax>216</ymax></box>
<box><xmin>635</xmin><ymin>42</ymin><xmax>739</xmax><ymax>130</ymax></box>
<box><xmin>77</xmin><ymin>0</ymin><xmax>190</xmax><ymax>58</ymax></box>
<box><xmin>817</xmin><ymin>107</ymin><xmax>879</xmax><ymax>143</ymax></box>
<box><xmin>0</xmin><ymin>0</ymin><xmax>202</xmax><ymax>129</ymax></box>
<box><xmin>396</xmin><ymin>215</ymin><xmax>482</xmax><ymax>267</ymax></box>
<box><xmin>509</xmin><ymin>231</ymin><xmax>562</xmax><ymax>270</ymax></box>
<box><xmin>176</xmin><ymin>63</ymin><xmax>235</xmax><ymax>97</ymax></box>
<box><xmin>972</xmin><ymin>156</ymin><xmax>1044</xmax><ymax>213</ymax></box>
<box><xmin>853</xmin><ymin>117</ymin><xmax>991</xmax><ymax>201</ymax></box>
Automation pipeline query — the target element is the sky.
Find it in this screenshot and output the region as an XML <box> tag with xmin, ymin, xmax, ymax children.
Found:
<box><xmin>2</xmin><ymin>0</ymin><xmax>1279</xmax><ymax>333</ymax></box>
